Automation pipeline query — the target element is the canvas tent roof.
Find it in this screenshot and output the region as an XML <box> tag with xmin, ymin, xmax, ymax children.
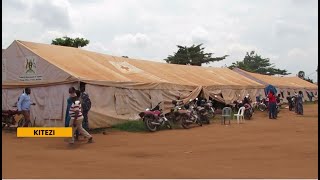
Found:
<box><xmin>3</xmin><ymin>40</ymin><xmax>264</xmax><ymax>90</ymax></box>
<box><xmin>233</xmin><ymin>68</ymin><xmax>318</xmax><ymax>90</ymax></box>
<box><xmin>2</xmin><ymin>41</ymin><xmax>268</xmax><ymax>128</ymax></box>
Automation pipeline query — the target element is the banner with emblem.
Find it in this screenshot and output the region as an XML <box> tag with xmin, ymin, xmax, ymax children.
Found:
<box><xmin>19</xmin><ymin>56</ymin><xmax>43</xmax><ymax>81</ymax></box>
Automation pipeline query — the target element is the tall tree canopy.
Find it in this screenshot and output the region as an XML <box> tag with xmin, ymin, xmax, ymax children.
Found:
<box><xmin>51</xmin><ymin>36</ymin><xmax>90</xmax><ymax>48</ymax></box>
<box><xmin>229</xmin><ymin>51</ymin><xmax>290</xmax><ymax>75</ymax></box>
<box><xmin>164</xmin><ymin>44</ymin><xmax>228</xmax><ymax>66</ymax></box>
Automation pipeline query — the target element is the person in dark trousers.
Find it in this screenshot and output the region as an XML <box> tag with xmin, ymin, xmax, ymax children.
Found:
<box><xmin>296</xmin><ymin>91</ymin><xmax>304</xmax><ymax>115</ymax></box>
<box><xmin>80</xmin><ymin>85</ymin><xmax>91</xmax><ymax>131</ymax></box>
<box><xmin>267</xmin><ymin>90</ymin><xmax>277</xmax><ymax>119</ymax></box>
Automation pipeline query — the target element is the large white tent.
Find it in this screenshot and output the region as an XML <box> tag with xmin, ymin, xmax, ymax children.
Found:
<box><xmin>2</xmin><ymin>40</ymin><xmax>265</xmax><ymax>128</ymax></box>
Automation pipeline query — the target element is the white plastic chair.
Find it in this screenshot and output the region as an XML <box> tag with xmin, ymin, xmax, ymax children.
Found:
<box><xmin>233</xmin><ymin>107</ymin><xmax>245</xmax><ymax>124</ymax></box>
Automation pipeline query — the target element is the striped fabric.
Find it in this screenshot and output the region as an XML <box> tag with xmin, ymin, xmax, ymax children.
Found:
<box><xmin>69</xmin><ymin>100</ymin><xmax>83</xmax><ymax>120</ymax></box>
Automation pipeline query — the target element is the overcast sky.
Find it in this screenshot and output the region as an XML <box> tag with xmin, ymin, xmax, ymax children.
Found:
<box><xmin>2</xmin><ymin>0</ymin><xmax>318</xmax><ymax>81</ymax></box>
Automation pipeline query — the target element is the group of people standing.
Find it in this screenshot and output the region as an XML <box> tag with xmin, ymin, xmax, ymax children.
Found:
<box><xmin>65</xmin><ymin>84</ymin><xmax>93</xmax><ymax>144</ymax></box>
<box><xmin>269</xmin><ymin>90</ymin><xmax>304</xmax><ymax>119</ymax></box>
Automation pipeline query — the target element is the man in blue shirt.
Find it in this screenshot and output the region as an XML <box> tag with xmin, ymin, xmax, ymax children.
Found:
<box><xmin>17</xmin><ymin>88</ymin><xmax>36</xmax><ymax>127</ymax></box>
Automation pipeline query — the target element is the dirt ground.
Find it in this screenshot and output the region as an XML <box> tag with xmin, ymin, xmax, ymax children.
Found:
<box><xmin>2</xmin><ymin>104</ymin><xmax>318</xmax><ymax>179</ymax></box>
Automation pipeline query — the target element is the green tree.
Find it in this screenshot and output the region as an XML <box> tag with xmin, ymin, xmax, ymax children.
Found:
<box><xmin>51</xmin><ymin>36</ymin><xmax>90</xmax><ymax>48</ymax></box>
<box><xmin>304</xmin><ymin>77</ymin><xmax>314</xmax><ymax>83</ymax></box>
<box><xmin>164</xmin><ymin>44</ymin><xmax>228</xmax><ymax>66</ymax></box>
<box><xmin>229</xmin><ymin>51</ymin><xmax>290</xmax><ymax>75</ymax></box>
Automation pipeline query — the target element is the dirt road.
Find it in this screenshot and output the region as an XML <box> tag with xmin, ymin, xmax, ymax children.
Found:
<box><xmin>2</xmin><ymin>104</ymin><xmax>318</xmax><ymax>179</ymax></box>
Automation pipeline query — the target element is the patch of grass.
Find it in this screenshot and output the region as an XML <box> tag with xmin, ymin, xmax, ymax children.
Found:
<box><xmin>111</xmin><ymin>120</ymin><xmax>147</xmax><ymax>132</ymax></box>
<box><xmin>304</xmin><ymin>101</ymin><xmax>318</xmax><ymax>105</ymax></box>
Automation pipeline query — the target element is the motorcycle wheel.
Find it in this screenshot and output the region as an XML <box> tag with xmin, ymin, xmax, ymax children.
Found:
<box><xmin>206</xmin><ymin>117</ymin><xmax>210</xmax><ymax>124</ymax></box>
<box><xmin>181</xmin><ymin>115</ymin><xmax>190</xmax><ymax>129</ymax></box>
<box><xmin>144</xmin><ymin>116</ymin><xmax>158</xmax><ymax>132</ymax></box>
<box><xmin>18</xmin><ymin>117</ymin><xmax>32</xmax><ymax>127</ymax></box>
<box><xmin>165</xmin><ymin>121</ymin><xmax>172</xmax><ymax>129</ymax></box>
<box><xmin>2</xmin><ymin>117</ymin><xmax>7</xmax><ymax>128</ymax></box>
<box><xmin>144</xmin><ymin>115</ymin><xmax>158</xmax><ymax>132</ymax></box>
<box><xmin>18</xmin><ymin>120</ymin><xmax>32</xmax><ymax>127</ymax></box>
<box><xmin>244</xmin><ymin>110</ymin><xmax>251</xmax><ymax>120</ymax></box>
<box><xmin>202</xmin><ymin>115</ymin><xmax>210</xmax><ymax>124</ymax></box>
<box><xmin>258</xmin><ymin>104</ymin><xmax>267</xmax><ymax>112</ymax></box>
<box><xmin>194</xmin><ymin>113</ymin><xmax>202</xmax><ymax>126</ymax></box>
<box><xmin>207</xmin><ymin>111</ymin><xmax>215</xmax><ymax>120</ymax></box>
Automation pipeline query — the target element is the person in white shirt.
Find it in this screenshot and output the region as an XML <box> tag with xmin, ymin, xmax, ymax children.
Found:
<box><xmin>69</xmin><ymin>95</ymin><xmax>93</xmax><ymax>144</ymax></box>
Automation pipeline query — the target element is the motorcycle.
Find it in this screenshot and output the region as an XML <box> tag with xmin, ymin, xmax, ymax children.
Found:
<box><xmin>180</xmin><ymin>99</ymin><xmax>202</xmax><ymax>129</ymax></box>
<box><xmin>196</xmin><ymin>99</ymin><xmax>215</xmax><ymax>124</ymax></box>
<box><xmin>193</xmin><ymin>99</ymin><xmax>209</xmax><ymax>124</ymax></box>
<box><xmin>287</xmin><ymin>96</ymin><xmax>295</xmax><ymax>111</ymax></box>
<box><xmin>203</xmin><ymin>99</ymin><xmax>216</xmax><ymax>119</ymax></box>
<box><xmin>2</xmin><ymin>109</ymin><xmax>19</xmax><ymax>128</ymax></box>
<box><xmin>139</xmin><ymin>102</ymin><xmax>172</xmax><ymax>132</ymax></box>
<box><xmin>258</xmin><ymin>98</ymin><xmax>268</xmax><ymax>112</ymax></box>
<box><xmin>165</xmin><ymin>100</ymin><xmax>188</xmax><ymax>124</ymax></box>
<box><xmin>243</xmin><ymin>103</ymin><xmax>253</xmax><ymax>120</ymax></box>
<box><xmin>232</xmin><ymin>99</ymin><xmax>244</xmax><ymax>113</ymax></box>
<box><xmin>2</xmin><ymin>105</ymin><xmax>30</xmax><ymax>128</ymax></box>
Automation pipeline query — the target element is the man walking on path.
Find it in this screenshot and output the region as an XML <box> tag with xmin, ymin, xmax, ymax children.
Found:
<box><xmin>17</xmin><ymin>87</ymin><xmax>36</xmax><ymax>127</ymax></box>
<box><xmin>69</xmin><ymin>95</ymin><xmax>93</xmax><ymax>144</ymax></box>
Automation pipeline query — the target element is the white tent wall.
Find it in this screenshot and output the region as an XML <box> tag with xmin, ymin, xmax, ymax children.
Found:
<box><xmin>2</xmin><ymin>83</ymin><xmax>77</xmax><ymax>127</ymax></box>
<box><xmin>277</xmin><ymin>88</ymin><xmax>318</xmax><ymax>103</ymax></box>
<box><xmin>2</xmin><ymin>41</ymin><xmax>73</xmax><ymax>82</ymax></box>
<box><xmin>303</xmin><ymin>88</ymin><xmax>318</xmax><ymax>102</ymax></box>
<box><xmin>86</xmin><ymin>83</ymin><xmax>202</xmax><ymax>128</ymax></box>
<box><xmin>203</xmin><ymin>87</ymin><xmax>266</xmax><ymax>104</ymax></box>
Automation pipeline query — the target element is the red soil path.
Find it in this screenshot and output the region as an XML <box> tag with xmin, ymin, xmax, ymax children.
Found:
<box><xmin>2</xmin><ymin>104</ymin><xmax>318</xmax><ymax>179</ymax></box>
